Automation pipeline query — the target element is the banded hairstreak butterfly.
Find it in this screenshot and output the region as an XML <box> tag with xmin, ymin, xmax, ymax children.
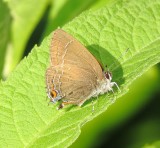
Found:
<box><xmin>46</xmin><ymin>29</ymin><xmax>120</xmax><ymax>109</ymax></box>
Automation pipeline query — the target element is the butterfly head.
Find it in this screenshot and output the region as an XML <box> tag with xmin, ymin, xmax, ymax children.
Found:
<box><xmin>104</xmin><ymin>71</ymin><xmax>112</xmax><ymax>81</ymax></box>
<box><xmin>99</xmin><ymin>71</ymin><xmax>120</xmax><ymax>93</ymax></box>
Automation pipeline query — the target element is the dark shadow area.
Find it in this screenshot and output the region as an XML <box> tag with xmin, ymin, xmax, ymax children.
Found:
<box><xmin>22</xmin><ymin>5</ymin><xmax>51</xmax><ymax>58</ymax></box>
<box><xmin>87</xmin><ymin>44</ymin><xmax>124</xmax><ymax>85</ymax></box>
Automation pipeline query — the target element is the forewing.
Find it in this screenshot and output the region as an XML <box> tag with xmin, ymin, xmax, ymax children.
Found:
<box><xmin>50</xmin><ymin>29</ymin><xmax>103</xmax><ymax>81</ymax></box>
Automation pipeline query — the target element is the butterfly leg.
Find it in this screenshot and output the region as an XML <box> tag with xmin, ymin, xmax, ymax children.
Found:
<box><xmin>111</xmin><ymin>82</ymin><xmax>121</xmax><ymax>92</ymax></box>
<box><xmin>58</xmin><ymin>101</ymin><xmax>78</xmax><ymax>110</ymax></box>
<box><xmin>57</xmin><ymin>99</ymin><xmax>87</xmax><ymax>110</ymax></box>
<box><xmin>48</xmin><ymin>96</ymin><xmax>62</xmax><ymax>106</ymax></box>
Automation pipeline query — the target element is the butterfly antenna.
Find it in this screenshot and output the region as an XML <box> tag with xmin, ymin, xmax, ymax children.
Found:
<box><xmin>108</xmin><ymin>48</ymin><xmax>129</xmax><ymax>71</ymax></box>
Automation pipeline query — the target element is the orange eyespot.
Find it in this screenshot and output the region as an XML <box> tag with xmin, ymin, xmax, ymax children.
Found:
<box><xmin>50</xmin><ymin>90</ymin><xmax>57</xmax><ymax>98</ymax></box>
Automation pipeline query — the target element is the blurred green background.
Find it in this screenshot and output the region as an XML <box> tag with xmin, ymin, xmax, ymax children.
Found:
<box><xmin>0</xmin><ymin>0</ymin><xmax>159</xmax><ymax>147</ymax></box>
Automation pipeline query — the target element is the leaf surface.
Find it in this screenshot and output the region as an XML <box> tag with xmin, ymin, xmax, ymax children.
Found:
<box><xmin>5</xmin><ymin>0</ymin><xmax>50</xmax><ymax>75</ymax></box>
<box><xmin>0</xmin><ymin>0</ymin><xmax>160</xmax><ymax>147</ymax></box>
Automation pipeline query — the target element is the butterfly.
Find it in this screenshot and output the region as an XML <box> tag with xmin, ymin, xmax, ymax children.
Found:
<box><xmin>46</xmin><ymin>29</ymin><xmax>119</xmax><ymax>109</ymax></box>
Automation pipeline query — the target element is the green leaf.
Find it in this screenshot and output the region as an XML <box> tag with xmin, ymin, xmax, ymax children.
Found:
<box><xmin>71</xmin><ymin>66</ymin><xmax>160</xmax><ymax>148</ymax></box>
<box><xmin>4</xmin><ymin>0</ymin><xmax>51</xmax><ymax>76</ymax></box>
<box><xmin>0</xmin><ymin>0</ymin><xmax>160</xmax><ymax>147</ymax></box>
<box><xmin>0</xmin><ymin>0</ymin><xmax>11</xmax><ymax>78</ymax></box>
<box><xmin>43</xmin><ymin>0</ymin><xmax>100</xmax><ymax>37</ymax></box>
<box><xmin>143</xmin><ymin>141</ymin><xmax>160</xmax><ymax>148</ymax></box>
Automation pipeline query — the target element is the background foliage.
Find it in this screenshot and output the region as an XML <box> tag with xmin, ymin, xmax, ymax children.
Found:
<box><xmin>0</xmin><ymin>0</ymin><xmax>160</xmax><ymax>147</ymax></box>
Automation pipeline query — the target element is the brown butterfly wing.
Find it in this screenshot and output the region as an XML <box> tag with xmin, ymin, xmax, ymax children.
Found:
<box><xmin>47</xmin><ymin>29</ymin><xmax>104</xmax><ymax>105</ymax></box>
<box><xmin>50</xmin><ymin>29</ymin><xmax>103</xmax><ymax>79</ymax></box>
<box><xmin>46</xmin><ymin>64</ymin><xmax>96</xmax><ymax>104</ymax></box>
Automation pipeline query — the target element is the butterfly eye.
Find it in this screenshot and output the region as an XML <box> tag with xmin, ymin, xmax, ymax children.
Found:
<box><xmin>104</xmin><ymin>71</ymin><xmax>112</xmax><ymax>80</ymax></box>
